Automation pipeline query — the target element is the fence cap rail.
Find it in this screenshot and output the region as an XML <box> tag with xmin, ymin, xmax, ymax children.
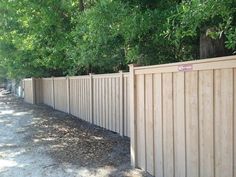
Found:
<box><xmin>53</xmin><ymin>77</ymin><xmax>67</xmax><ymax>80</ymax></box>
<box><xmin>69</xmin><ymin>75</ymin><xmax>90</xmax><ymax>79</ymax></box>
<box><xmin>133</xmin><ymin>55</ymin><xmax>236</xmax><ymax>75</ymax></box>
<box><xmin>133</xmin><ymin>55</ymin><xmax>236</xmax><ymax>70</ymax></box>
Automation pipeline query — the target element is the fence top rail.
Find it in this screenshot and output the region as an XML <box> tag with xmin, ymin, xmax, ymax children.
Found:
<box><xmin>132</xmin><ymin>55</ymin><xmax>236</xmax><ymax>75</ymax></box>
<box><xmin>53</xmin><ymin>77</ymin><xmax>67</xmax><ymax>80</ymax></box>
<box><xmin>42</xmin><ymin>77</ymin><xmax>52</xmax><ymax>80</ymax></box>
<box><xmin>123</xmin><ymin>73</ymin><xmax>129</xmax><ymax>77</ymax></box>
<box><xmin>23</xmin><ymin>78</ymin><xmax>33</xmax><ymax>81</ymax></box>
<box><xmin>92</xmin><ymin>73</ymin><xmax>120</xmax><ymax>78</ymax></box>
<box><xmin>92</xmin><ymin>72</ymin><xmax>129</xmax><ymax>79</ymax></box>
<box><xmin>69</xmin><ymin>75</ymin><xmax>90</xmax><ymax>80</ymax></box>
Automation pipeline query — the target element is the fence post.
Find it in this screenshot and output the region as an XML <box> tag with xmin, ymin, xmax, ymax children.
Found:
<box><xmin>89</xmin><ymin>73</ymin><xmax>94</xmax><ymax>124</ymax></box>
<box><xmin>51</xmin><ymin>77</ymin><xmax>55</xmax><ymax>109</ymax></box>
<box><xmin>129</xmin><ymin>64</ymin><xmax>137</xmax><ymax>167</ymax></box>
<box><xmin>66</xmin><ymin>76</ymin><xmax>70</xmax><ymax>114</ymax></box>
<box><xmin>119</xmin><ymin>71</ymin><xmax>124</xmax><ymax>136</ymax></box>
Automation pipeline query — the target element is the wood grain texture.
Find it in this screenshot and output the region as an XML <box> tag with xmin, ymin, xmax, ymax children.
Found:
<box><xmin>136</xmin><ymin>74</ymin><xmax>146</xmax><ymax>170</ymax></box>
<box><xmin>185</xmin><ymin>71</ymin><xmax>199</xmax><ymax>177</ymax></box>
<box><xmin>162</xmin><ymin>73</ymin><xmax>174</xmax><ymax>177</ymax></box>
<box><xmin>173</xmin><ymin>72</ymin><xmax>186</xmax><ymax>177</ymax></box>
<box><xmin>145</xmin><ymin>74</ymin><xmax>154</xmax><ymax>175</ymax></box>
<box><xmin>214</xmin><ymin>69</ymin><xmax>233</xmax><ymax>177</ymax></box>
<box><xmin>199</xmin><ymin>70</ymin><xmax>214</xmax><ymax>177</ymax></box>
<box><xmin>153</xmin><ymin>73</ymin><xmax>163</xmax><ymax>177</ymax></box>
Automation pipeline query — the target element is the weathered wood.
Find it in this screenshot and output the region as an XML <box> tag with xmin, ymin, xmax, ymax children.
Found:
<box><xmin>214</xmin><ymin>69</ymin><xmax>233</xmax><ymax>177</ymax></box>
<box><xmin>145</xmin><ymin>74</ymin><xmax>154</xmax><ymax>175</ymax></box>
<box><xmin>163</xmin><ymin>73</ymin><xmax>174</xmax><ymax>177</ymax></box>
<box><xmin>153</xmin><ymin>73</ymin><xmax>163</xmax><ymax>177</ymax></box>
<box><xmin>136</xmin><ymin>74</ymin><xmax>146</xmax><ymax>170</ymax></box>
<box><xmin>173</xmin><ymin>72</ymin><xmax>186</xmax><ymax>177</ymax></box>
<box><xmin>199</xmin><ymin>70</ymin><xmax>214</xmax><ymax>177</ymax></box>
<box><xmin>129</xmin><ymin>64</ymin><xmax>136</xmax><ymax>166</ymax></box>
<box><xmin>185</xmin><ymin>71</ymin><xmax>199</xmax><ymax>177</ymax></box>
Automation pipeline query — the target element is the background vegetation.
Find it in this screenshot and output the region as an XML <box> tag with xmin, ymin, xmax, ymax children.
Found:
<box><xmin>0</xmin><ymin>0</ymin><xmax>235</xmax><ymax>79</ymax></box>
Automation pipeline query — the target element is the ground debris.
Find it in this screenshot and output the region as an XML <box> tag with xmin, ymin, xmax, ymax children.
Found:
<box><xmin>0</xmin><ymin>92</ymin><xmax>150</xmax><ymax>177</ymax></box>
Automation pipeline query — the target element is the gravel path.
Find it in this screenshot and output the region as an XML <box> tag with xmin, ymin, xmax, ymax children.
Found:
<box><xmin>0</xmin><ymin>92</ymin><xmax>149</xmax><ymax>177</ymax></box>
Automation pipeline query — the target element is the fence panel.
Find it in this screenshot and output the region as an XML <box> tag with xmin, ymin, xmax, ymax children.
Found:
<box><xmin>69</xmin><ymin>76</ymin><xmax>92</xmax><ymax>123</ymax></box>
<box><xmin>53</xmin><ymin>77</ymin><xmax>68</xmax><ymax>113</ymax></box>
<box><xmin>41</xmin><ymin>78</ymin><xmax>53</xmax><ymax>107</ymax></box>
<box><xmin>23</xmin><ymin>72</ymin><xmax>130</xmax><ymax>137</ymax></box>
<box><xmin>93</xmin><ymin>74</ymin><xmax>122</xmax><ymax>134</ymax></box>
<box><xmin>130</xmin><ymin>55</ymin><xmax>236</xmax><ymax>177</ymax></box>
<box><xmin>23</xmin><ymin>78</ymin><xmax>34</xmax><ymax>104</ymax></box>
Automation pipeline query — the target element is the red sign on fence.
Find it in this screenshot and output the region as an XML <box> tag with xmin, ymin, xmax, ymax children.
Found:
<box><xmin>178</xmin><ymin>64</ymin><xmax>193</xmax><ymax>72</ymax></box>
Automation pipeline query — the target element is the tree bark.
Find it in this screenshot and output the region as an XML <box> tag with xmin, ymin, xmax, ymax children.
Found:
<box><xmin>79</xmin><ymin>0</ymin><xmax>84</xmax><ymax>12</ymax></box>
<box><xmin>200</xmin><ymin>30</ymin><xmax>230</xmax><ymax>59</ymax></box>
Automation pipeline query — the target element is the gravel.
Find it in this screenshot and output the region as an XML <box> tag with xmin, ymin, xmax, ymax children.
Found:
<box><xmin>0</xmin><ymin>91</ymin><xmax>150</xmax><ymax>177</ymax></box>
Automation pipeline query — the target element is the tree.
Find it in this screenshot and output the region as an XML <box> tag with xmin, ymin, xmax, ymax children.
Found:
<box><xmin>0</xmin><ymin>0</ymin><xmax>235</xmax><ymax>80</ymax></box>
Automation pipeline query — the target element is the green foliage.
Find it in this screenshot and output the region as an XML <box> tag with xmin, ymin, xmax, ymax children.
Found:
<box><xmin>165</xmin><ymin>0</ymin><xmax>236</xmax><ymax>53</ymax></box>
<box><xmin>0</xmin><ymin>0</ymin><xmax>235</xmax><ymax>79</ymax></box>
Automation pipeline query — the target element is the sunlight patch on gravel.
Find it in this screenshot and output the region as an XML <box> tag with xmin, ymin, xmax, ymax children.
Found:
<box><xmin>0</xmin><ymin>159</ymin><xmax>18</xmax><ymax>170</ymax></box>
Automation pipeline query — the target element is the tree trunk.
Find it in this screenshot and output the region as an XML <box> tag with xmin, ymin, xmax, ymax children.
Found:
<box><xmin>79</xmin><ymin>0</ymin><xmax>84</xmax><ymax>12</ymax></box>
<box><xmin>200</xmin><ymin>30</ymin><xmax>230</xmax><ymax>59</ymax></box>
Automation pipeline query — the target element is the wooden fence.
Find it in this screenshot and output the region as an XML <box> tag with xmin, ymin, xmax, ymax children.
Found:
<box><xmin>23</xmin><ymin>55</ymin><xmax>236</xmax><ymax>176</ymax></box>
<box><xmin>23</xmin><ymin>72</ymin><xmax>130</xmax><ymax>137</ymax></box>
<box><xmin>129</xmin><ymin>55</ymin><xmax>236</xmax><ymax>177</ymax></box>
<box><xmin>23</xmin><ymin>78</ymin><xmax>35</xmax><ymax>104</ymax></box>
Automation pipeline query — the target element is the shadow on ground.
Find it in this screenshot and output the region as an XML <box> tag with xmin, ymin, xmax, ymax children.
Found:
<box><xmin>0</xmin><ymin>94</ymin><xmax>150</xmax><ymax>177</ymax></box>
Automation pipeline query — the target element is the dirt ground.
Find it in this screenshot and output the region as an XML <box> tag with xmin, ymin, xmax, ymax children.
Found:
<box><xmin>0</xmin><ymin>91</ymin><xmax>149</xmax><ymax>177</ymax></box>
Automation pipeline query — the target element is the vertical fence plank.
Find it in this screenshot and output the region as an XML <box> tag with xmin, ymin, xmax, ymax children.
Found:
<box><xmin>173</xmin><ymin>72</ymin><xmax>186</xmax><ymax>177</ymax></box>
<box><xmin>124</xmin><ymin>76</ymin><xmax>128</xmax><ymax>136</ymax></box>
<box><xmin>116</xmin><ymin>78</ymin><xmax>120</xmax><ymax>133</ymax></box>
<box><xmin>67</xmin><ymin>77</ymin><xmax>70</xmax><ymax>114</ymax></box>
<box><xmin>199</xmin><ymin>70</ymin><xmax>214</xmax><ymax>177</ymax></box>
<box><xmin>51</xmin><ymin>77</ymin><xmax>55</xmax><ymax>109</ymax></box>
<box><xmin>145</xmin><ymin>74</ymin><xmax>154</xmax><ymax>175</ymax></box>
<box><xmin>79</xmin><ymin>79</ymin><xmax>81</xmax><ymax>118</ymax></box>
<box><xmin>185</xmin><ymin>71</ymin><xmax>199</xmax><ymax>177</ymax></box>
<box><xmin>136</xmin><ymin>74</ymin><xmax>146</xmax><ymax>170</ymax></box>
<box><xmin>163</xmin><ymin>72</ymin><xmax>174</xmax><ymax>177</ymax></box>
<box><xmin>90</xmin><ymin>74</ymin><xmax>93</xmax><ymax>123</ymax></box>
<box><xmin>101</xmin><ymin>78</ymin><xmax>103</xmax><ymax>128</ymax></box>
<box><xmin>112</xmin><ymin>78</ymin><xmax>116</xmax><ymax>131</ymax></box>
<box><xmin>153</xmin><ymin>73</ymin><xmax>163</xmax><ymax>177</ymax></box>
<box><xmin>129</xmin><ymin>64</ymin><xmax>137</xmax><ymax>167</ymax></box>
<box><xmin>120</xmin><ymin>71</ymin><xmax>124</xmax><ymax>136</ymax></box>
<box><xmin>94</xmin><ymin>79</ymin><xmax>97</xmax><ymax>125</ymax></box>
<box><xmin>103</xmin><ymin>78</ymin><xmax>109</xmax><ymax>129</ymax></box>
<box><xmin>214</xmin><ymin>69</ymin><xmax>233</xmax><ymax>177</ymax></box>
<box><xmin>108</xmin><ymin>78</ymin><xmax>112</xmax><ymax>130</ymax></box>
<box><xmin>234</xmin><ymin>68</ymin><xmax>236</xmax><ymax>177</ymax></box>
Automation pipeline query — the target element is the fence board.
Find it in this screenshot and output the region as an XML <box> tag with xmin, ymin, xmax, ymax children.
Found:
<box><xmin>173</xmin><ymin>72</ymin><xmax>185</xmax><ymax>177</ymax></box>
<box><xmin>136</xmin><ymin>74</ymin><xmax>146</xmax><ymax>170</ymax></box>
<box><xmin>185</xmin><ymin>71</ymin><xmax>199</xmax><ymax>177</ymax></box>
<box><xmin>199</xmin><ymin>70</ymin><xmax>214</xmax><ymax>177</ymax></box>
<box><xmin>153</xmin><ymin>73</ymin><xmax>163</xmax><ymax>177</ymax></box>
<box><xmin>145</xmin><ymin>74</ymin><xmax>154</xmax><ymax>175</ymax></box>
<box><xmin>162</xmin><ymin>73</ymin><xmax>174</xmax><ymax>177</ymax></box>
<box><xmin>234</xmin><ymin>68</ymin><xmax>236</xmax><ymax>177</ymax></box>
<box><xmin>214</xmin><ymin>69</ymin><xmax>233</xmax><ymax>177</ymax></box>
